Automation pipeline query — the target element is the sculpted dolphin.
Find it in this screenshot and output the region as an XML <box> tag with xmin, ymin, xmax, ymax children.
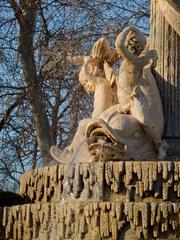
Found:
<box><xmin>86</xmin><ymin>112</ymin><xmax>156</xmax><ymax>160</ymax></box>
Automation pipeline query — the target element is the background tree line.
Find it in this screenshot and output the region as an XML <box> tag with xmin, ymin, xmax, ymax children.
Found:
<box><xmin>0</xmin><ymin>0</ymin><xmax>150</xmax><ymax>191</ymax></box>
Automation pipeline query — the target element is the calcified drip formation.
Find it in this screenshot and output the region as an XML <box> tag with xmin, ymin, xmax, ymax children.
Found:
<box><xmin>2</xmin><ymin>202</ymin><xmax>179</xmax><ymax>240</ymax></box>
<box><xmin>2</xmin><ymin>161</ymin><xmax>180</xmax><ymax>239</ymax></box>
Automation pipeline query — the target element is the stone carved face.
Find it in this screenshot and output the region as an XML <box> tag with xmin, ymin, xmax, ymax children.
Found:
<box><xmin>82</xmin><ymin>78</ymin><xmax>96</xmax><ymax>93</ymax></box>
<box><xmin>125</xmin><ymin>29</ymin><xmax>147</xmax><ymax>56</ymax></box>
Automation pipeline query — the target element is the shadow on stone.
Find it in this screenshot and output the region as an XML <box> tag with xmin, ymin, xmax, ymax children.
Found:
<box><xmin>0</xmin><ymin>191</ymin><xmax>31</xmax><ymax>207</ymax></box>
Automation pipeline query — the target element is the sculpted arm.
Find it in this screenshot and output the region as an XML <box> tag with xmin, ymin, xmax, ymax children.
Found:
<box><xmin>115</xmin><ymin>26</ymin><xmax>158</xmax><ymax>68</ymax></box>
<box><xmin>115</xmin><ymin>26</ymin><xmax>140</xmax><ymax>64</ymax></box>
<box><xmin>68</xmin><ymin>56</ymin><xmax>84</xmax><ymax>65</ymax></box>
<box><xmin>138</xmin><ymin>49</ymin><xmax>158</xmax><ymax>68</ymax></box>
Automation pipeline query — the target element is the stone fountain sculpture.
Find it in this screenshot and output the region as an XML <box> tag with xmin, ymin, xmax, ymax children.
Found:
<box><xmin>51</xmin><ymin>26</ymin><xmax>168</xmax><ymax>165</ymax></box>
<box><xmin>1</xmin><ymin>1</ymin><xmax>180</xmax><ymax>239</ymax></box>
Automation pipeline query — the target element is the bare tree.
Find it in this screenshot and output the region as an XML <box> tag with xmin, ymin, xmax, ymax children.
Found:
<box><xmin>9</xmin><ymin>0</ymin><xmax>53</xmax><ymax>166</ymax></box>
<box><xmin>0</xmin><ymin>0</ymin><xmax>150</xmax><ymax>190</ymax></box>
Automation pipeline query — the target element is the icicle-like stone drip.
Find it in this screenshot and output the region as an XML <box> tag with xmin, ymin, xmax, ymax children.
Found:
<box><xmin>1</xmin><ymin>202</ymin><xmax>179</xmax><ymax>240</ymax></box>
<box><xmin>20</xmin><ymin>165</ymin><xmax>65</xmax><ymax>203</ymax></box>
<box><xmin>20</xmin><ymin>161</ymin><xmax>180</xmax><ymax>202</ymax></box>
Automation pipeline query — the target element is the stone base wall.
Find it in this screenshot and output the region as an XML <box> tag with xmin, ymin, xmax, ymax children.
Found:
<box><xmin>20</xmin><ymin>161</ymin><xmax>180</xmax><ymax>203</ymax></box>
<box><xmin>2</xmin><ymin>202</ymin><xmax>180</xmax><ymax>240</ymax></box>
<box><xmin>1</xmin><ymin>160</ymin><xmax>180</xmax><ymax>239</ymax></box>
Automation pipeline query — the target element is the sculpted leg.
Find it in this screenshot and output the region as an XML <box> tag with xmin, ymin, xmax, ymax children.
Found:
<box><xmin>98</xmin><ymin>104</ymin><xmax>123</xmax><ymax>123</ymax></box>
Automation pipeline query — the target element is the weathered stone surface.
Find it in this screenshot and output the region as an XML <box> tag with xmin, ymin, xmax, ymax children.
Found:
<box><xmin>150</xmin><ymin>0</ymin><xmax>180</xmax><ymax>139</ymax></box>
<box><xmin>2</xmin><ymin>202</ymin><xmax>179</xmax><ymax>240</ymax></box>
<box><xmin>20</xmin><ymin>161</ymin><xmax>180</xmax><ymax>203</ymax></box>
<box><xmin>20</xmin><ymin>164</ymin><xmax>65</xmax><ymax>203</ymax></box>
<box><xmin>0</xmin><ymin>191</ymin><xmax>30</xmax><ymax>207</ymax></box>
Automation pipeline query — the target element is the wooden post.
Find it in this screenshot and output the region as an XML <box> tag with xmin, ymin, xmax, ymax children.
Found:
<box><xmin>150</xmin><ymin>0</ymin><xmax>180</xmax><ymax>155</ymax></box>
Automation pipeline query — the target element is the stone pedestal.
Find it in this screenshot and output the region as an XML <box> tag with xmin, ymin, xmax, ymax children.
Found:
<box><xmin>1</xmin><ymin>160</ymin><xmax>180</xmax><ymax>239</ymax></box>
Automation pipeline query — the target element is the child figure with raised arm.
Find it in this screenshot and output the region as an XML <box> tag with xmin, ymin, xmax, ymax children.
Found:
<box><xmin>114</xmin><ymin>26</ymin><xmax>168</xmax><ymax>158</ymax></box>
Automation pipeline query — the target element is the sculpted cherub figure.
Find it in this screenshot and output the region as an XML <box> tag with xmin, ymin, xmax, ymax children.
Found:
<box><xmin>51</xmin><ymin>38</ymin><xmax>118</xmax><ymax>163</ymax></box>
<box><xmin>69</xmin><ymin>37</ymin><xmax>119</xmax><ymax>118</ymax></box>
<box><xmin>112</xmin><ymin>26</ymin><xmax>168</xmax><ymax>158</ymax></box>
<box><xmin>51</xmin><ymin>26</ymin><xmax>168</xmax><ymax>164</ymax></box>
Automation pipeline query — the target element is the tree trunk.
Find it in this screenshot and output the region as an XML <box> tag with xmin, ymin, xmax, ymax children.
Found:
<box><xmin>10</xmin><ymin>0</ymin><xmax>53</xmax><ymax>165</ymax></box>
<box><xmin>150</xmin><ymin>0</ymin><xmax>180</xmax><ymax>155</ymax></box>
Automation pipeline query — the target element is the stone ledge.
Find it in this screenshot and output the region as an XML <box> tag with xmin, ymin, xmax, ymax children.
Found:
<box><xmin>20</xmin><ymin>160</ymin><xmax>180</xmax><ymax>203</ymax></box>
<box><xmin>2</xmin><ymin>202</ymin><xmax>180</xmax><ymax>240</ymax></box>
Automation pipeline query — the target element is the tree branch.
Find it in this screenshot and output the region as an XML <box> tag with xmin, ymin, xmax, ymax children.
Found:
<box><xmin>9</xmin><ymin>0</ymin><xmax>24</xmax><ymax>24</ymax></box>
<box><xmin>0</xmin><ymin>92</ymin><xmax>25</xmax><ymax>131</ymax></box>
